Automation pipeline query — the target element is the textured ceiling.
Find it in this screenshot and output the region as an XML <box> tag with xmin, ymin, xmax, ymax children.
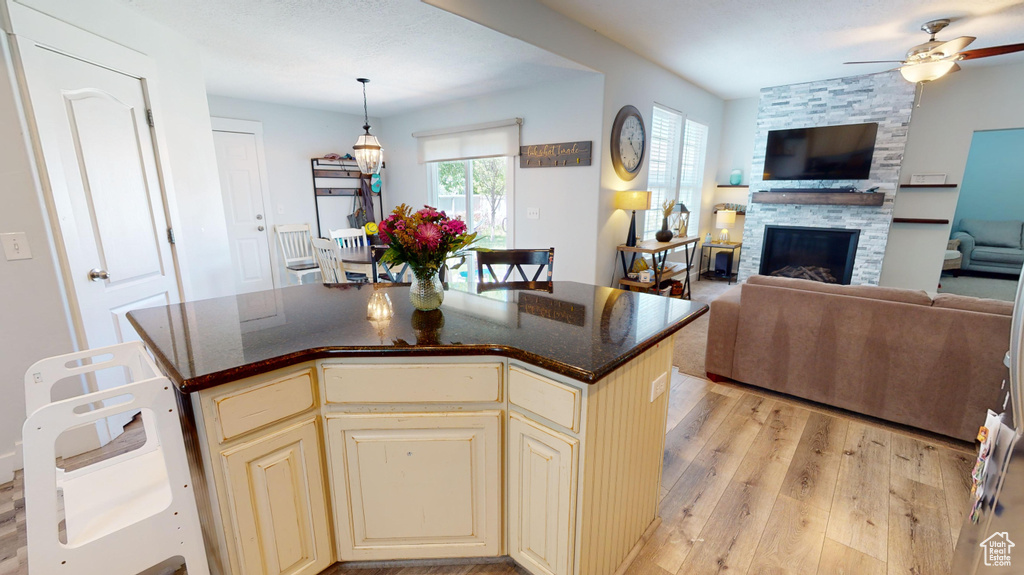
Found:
<box><xmin>538</xmin><ymin>0</ymin><xmax>1024</xmax><ymax>99</ymax></box>
<box><xmin>117</xmin><ymin>0</ymin><xmax>596</xmax><ymax>116</ymax></box>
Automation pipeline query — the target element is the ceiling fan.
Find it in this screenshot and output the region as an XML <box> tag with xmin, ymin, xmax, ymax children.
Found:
<box><xmin>845</xmin><ymin>19</ymin><xmax>1024</xmax><ymax>83</ymax></box>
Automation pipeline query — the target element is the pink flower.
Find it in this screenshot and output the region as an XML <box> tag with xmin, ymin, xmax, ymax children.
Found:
<box><xmin>415</xmin><ymin>222</ymin><xmax>443</xmax><ymax>249</ymax></box>
<box><xmin>446</xmin><ymin>219</ymin><xmax>467</xmax><ymax>235</ymax></box>
<box><xmin>395</xmin><ymin>220</ymin><xmax>405</xmax><ymax>230</ymax></box>
<box><xmin>417</xmin><ymin>206</ymin><xmax>442</xmax><ymax>219</ymax></box>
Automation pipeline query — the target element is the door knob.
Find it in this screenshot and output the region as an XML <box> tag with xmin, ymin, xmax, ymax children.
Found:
<box><xmin>256</xmin><ymin>214</ymin><xmax>263</xmax><ymax>220</ymax></box>
<box><xmin>88</xmin><ymin>268</ymin><xmax>110</xmax><ymax>281</ymax></box>
<box><xmin>257</xmin><ymin>225</ymin><xmax>265</xmax><ymax>232</ymax></box>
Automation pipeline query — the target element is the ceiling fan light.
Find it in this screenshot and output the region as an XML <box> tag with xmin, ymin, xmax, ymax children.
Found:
<box><xmin>900</xmin><ymin>60</ymin><xmax>957</xmax><ymax>83</ymax></box>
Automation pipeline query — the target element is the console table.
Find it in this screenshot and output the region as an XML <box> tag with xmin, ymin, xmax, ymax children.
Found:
<box><xmin>614</xmin><ymin>236</ymin><xmax>698</xmax><ymax>299</ymax></box>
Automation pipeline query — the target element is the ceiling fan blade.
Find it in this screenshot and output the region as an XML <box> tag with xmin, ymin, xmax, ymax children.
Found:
<box><xmin>843</xmin><ymin>60</ymin><xmax>905</xmax><ymax>65</ymax></box>
<box><xmin>925</xmin><ymin>36</ymin><xmax>975</xmax><ymax>58</ymax></box>
<box><xmin>960</xmin><ymin>43</ymin><xmax>1024</xmax><ymax>60</ymax></box>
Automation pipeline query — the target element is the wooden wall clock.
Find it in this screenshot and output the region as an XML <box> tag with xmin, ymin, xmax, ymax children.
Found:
<box><xmin>610</xmin><ymin>105</ymin><xmax>646</xmax><ymax>181</ymax></box>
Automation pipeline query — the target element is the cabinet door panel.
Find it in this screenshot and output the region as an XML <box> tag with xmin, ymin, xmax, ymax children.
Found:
<box><xmin>327</xmin><ymin>411</ymin><xmax>501</xmax><ymax>560</ymax></box>
<box><xmin>509</xmin><ymin>412</ymin><xmax>578</xmax><ymax>575</ymax></box>
<box><xmin>222</xmin><ymin>417</ymin><xmax>331</xmax><ymax>575</ymax></box>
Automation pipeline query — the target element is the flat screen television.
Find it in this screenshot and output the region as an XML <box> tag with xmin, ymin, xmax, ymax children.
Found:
<box><xmin>763</xmin><ymin>122</ymin><xmax>878</xmax><ymax>181</ymax></box>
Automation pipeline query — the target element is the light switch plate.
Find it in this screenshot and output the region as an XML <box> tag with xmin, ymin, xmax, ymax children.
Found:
<box><xmin>650</xmin><ymin>372</ymin><xmax>668</xmax><ymax>402</ymax></box>
<box><xmin>1</xmin><ymin>232</ymin><xmax>32</xmax><ymax>260</ymax></box>
<box><xmin>527</xmin><ymin>208</ymin><xmax>539</xmax><ymax>220</ymax></box>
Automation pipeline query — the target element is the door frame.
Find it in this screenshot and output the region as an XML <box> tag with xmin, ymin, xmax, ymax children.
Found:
<box><xmin>211</xmin><ymin>116</ymin><xmax>281</xmax><ymax>291</ymax></box>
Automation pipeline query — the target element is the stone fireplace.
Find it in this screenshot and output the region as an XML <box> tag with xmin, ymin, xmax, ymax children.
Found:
<box><xmin>737</xmin><ymin>71</ymin><xmax>916</xmax><ymax>285</ymax></box>
<box><xmin>759</xmin><ymin>225</ymin><xmax>860</xmax><ymax>284</ymax></box>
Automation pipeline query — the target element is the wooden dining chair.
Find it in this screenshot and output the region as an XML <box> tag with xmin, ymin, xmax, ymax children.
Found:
<box><xmin>330</xmin><ymin>228</ymin><xmax>373</xmax><ymax>279</ymax></box>
<box><xmin>476</xmin><ymin>248</ymin><xmax>554</xmax><ymax>290</ymax></box>
<box><xmin>311</xmin><ymin>237</ymin><xmax>350</xmax><ymax>284</ymax></box>
<box><xmin>371</xmin><ymin>245</ymin><xmax>410</xmax><ymax>283</ymax></box>
<box><xmin>275</xmin><ymin>224</ymin><xmax>320</xmax><ymax>284</ymax></box>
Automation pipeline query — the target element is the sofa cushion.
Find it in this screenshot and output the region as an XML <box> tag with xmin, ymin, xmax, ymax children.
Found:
<box><xmin>969</xmin><ymin>246</ymin><xmax>1024</xmax><ymax>266</ymax></box>
<box><xmin>960</xmin><ymin>219</ymin><xmax>1023</xmax><ymax>249</ymax></box>
<box><xmin>932</xmin><ymin>293</ymin><xmax>1014</xmax><ymax>316</ymax></box>
<box><xmin>745</xmin><ymin>275</ymin><xmax>933</xmax><ymax>306</ymax></box>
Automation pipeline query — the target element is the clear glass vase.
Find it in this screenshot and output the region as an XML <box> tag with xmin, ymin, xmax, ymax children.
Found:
<box><xmin>409</xmin><ymin>271</ymin><xmax>444</xmax><ymax>311</ymax></box>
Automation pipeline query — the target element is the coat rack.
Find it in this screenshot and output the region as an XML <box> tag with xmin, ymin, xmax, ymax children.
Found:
<box><xmin>311</xmin><ymin>157</ymin><xmax>384</xmax><ymax>238</ymax></box>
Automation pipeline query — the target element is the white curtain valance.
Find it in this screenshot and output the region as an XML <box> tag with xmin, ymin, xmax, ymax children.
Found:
<box><xmin>414</xmin><ymin>118</ymin><xmax>522</xmax><ymax>164</ymax></box>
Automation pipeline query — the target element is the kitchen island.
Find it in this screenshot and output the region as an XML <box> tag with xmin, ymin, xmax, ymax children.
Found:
<box><xmin>128</xmin><ymin>281</ymin><xmax>707</xmax><ymax>575</ymax></box>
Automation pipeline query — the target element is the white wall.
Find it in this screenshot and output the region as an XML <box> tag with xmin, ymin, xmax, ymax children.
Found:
<box><xmin>880</xmin><ymin>61</ymin><xmax>1024</xmax><ymax>290</ymax></box>
<box><xmin>206</xmin><ymin>95</ymin><xmax>375</xmax><ymax>284</ymax></box>
<box><xmin>715</xmin><ymin>97</ymin><xmax>759</xmax><ymax>187</ymax></box>
<box><xmin>426</xmin><ymin>0</ymin><xmax>725</xmax><ymax>286</ymax></box>
<box><xmin>380</xmin><ymin>74</ymin><xmax>605</xmax><ymax>283</ymax></box>
<box><xmin>712</xmin><ymin>97</ymin><xmax>759</xmax><ymax>244</ymax></box>
<box><xmin>0</xmin><ymin>0</ymin><xmax>228</xmax><ymax>480</ymax></box>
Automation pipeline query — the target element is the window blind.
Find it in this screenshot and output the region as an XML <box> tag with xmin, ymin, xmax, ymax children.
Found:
<box><xmin>644</xmin><ymin>106</ymin><xmax>683</xmax><ymax>238</ymax></box>
<box><xmin>414</xmin><ymin>118</ymin><xmax>521</xmax><ymax>163</ymax></box>
<box><xmin>678</xmin><ymin>119</ymin><xmax>709</xmax><ymax>239</ymax></box>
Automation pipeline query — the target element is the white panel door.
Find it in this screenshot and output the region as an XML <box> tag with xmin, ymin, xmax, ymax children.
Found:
<box><xmin>509</xmin><ymin>412</ymin><xmax>579</xmax><ymax>575</ymax></box>
<box><xmin>326</xmin><ymin>411</ymin><xmax>502</xmax><ymax>560</ymax></box>
<box><xmin>17</xmin><ymin>39</ymin><xmax>181</xmax><ymax>441</ymax></box>
<box><xmin>213</xmin><ymin>130</ymin><xmax>274</xmax><ymax>294</ymax></box>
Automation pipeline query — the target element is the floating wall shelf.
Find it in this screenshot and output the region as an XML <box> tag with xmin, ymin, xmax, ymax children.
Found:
<box><xmin>899</xmin><ymin>184</ymin><xmax>958</xmax><ymax>189</ymax></box>
<box><xmin>891</xmin><ymin>218</ymin><xmax>950</xmax><ymax>224</ymax></box>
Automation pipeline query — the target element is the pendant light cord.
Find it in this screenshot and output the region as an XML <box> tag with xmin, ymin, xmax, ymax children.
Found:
<box><xmin>359</xmin><ymin>78</ymin><xmax>371</xmax><ymax>131</ymax></box>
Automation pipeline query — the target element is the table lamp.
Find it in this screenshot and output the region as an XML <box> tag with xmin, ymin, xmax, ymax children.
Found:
<box><xmin>716</xmin><ymin>209</ymin><xmax>736</xmax><ymax>243</ymax></box>
<box><xmin>615</xmin><ymin>191</ymin><xmax>652</xmax><ymax>247</ymax></box>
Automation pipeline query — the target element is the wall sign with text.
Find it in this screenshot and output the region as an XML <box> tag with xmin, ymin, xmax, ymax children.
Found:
<box><xmin>520</xmin><ymin>141</ymin><xmax>592</xmax><ymax>168</ymax></box>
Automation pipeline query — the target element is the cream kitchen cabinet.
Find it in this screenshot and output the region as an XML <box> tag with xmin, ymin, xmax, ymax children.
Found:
<box><xmin>220</xmin><ymin>416</ymin><xmax>332</xmax><ymax>575</ymax></box>
<box><xmin>326</xmin><ymin>410</ymin><xmax>502</xmax><ymax>561</ymax></box>
<box><xmin>508</xmin><ymin>411</ymin><xmax>579</xmax><ymax>575</ymax></box>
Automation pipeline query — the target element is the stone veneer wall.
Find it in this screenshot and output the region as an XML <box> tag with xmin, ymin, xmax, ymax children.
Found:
<box><xmin>738</xmin><ymin>71</ymin><xmax>916</xmax><ymax>285</ymax></box>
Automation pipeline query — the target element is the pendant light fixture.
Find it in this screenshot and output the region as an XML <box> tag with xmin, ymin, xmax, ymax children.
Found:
<box><xmin>353</xmin><ymin>78</ymin><xmax>383</xmax><ymax>175</ymax></box>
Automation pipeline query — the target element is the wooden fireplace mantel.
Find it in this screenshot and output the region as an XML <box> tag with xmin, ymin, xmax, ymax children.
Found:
<box><xmin>750</xmin><ymin>191</ymin><xmax>885</xmax><ymax>207</ymax></box>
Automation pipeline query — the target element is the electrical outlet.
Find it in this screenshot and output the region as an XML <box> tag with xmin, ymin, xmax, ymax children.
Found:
<box><xmin>527</xmin><ymin>207</ymin><xmax>539</xmax><ymax>220</ymax></box>
<box><xmin>650</xmin><ymin>372</ymin><xmax>668</xmax><ymax>402</ymax></box>
<box><xmin>1</xmin><ymin>232</ymin><xmax>32</xmax><ymax>260</ymax></box>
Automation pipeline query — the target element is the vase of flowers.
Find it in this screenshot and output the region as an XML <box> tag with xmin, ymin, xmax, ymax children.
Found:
<box><xmin>377</xmin><ymin>204</ymin><xmax>477</xmax><ymax>311</ymax></box>
<box><xmin>656</xmin><ymin>199</ymin><xmax>676</xmax><ymax>242</ymax></box>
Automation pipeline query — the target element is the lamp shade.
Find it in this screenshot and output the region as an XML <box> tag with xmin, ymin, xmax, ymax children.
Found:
<box><xmin>716</xmin><ymin>209</ymin><xmax>736</xmax><ymax>228</ymax></box>
<box><xmin>615</xmin><ymin>190</ymin><xmax>652</xmax><ymax>211</ymax></box>
<box><xmin>900</xmin><ymin>60</ymin><xmax>959</xmax><ymax>83</ymax></box>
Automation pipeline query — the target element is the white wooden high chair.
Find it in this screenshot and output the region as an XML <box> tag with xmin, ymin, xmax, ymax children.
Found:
<box><xmin>22</xmin><ymin>342</ymin><xmax>210</xmax><ymax>575</ymax></box>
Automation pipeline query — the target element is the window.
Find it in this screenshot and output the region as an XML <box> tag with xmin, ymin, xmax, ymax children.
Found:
<box><xmin>644</xmin><ymin>105</ymin><xmax>708</xmax><ymax>240</ymax></box>
<box><xmin>645</xmin><ymin>106</ymin><xmax>683</xmax><ymax>238</ymax></box>
<box><xmin>430</xmin><ymin>157</ymin><xmax>513</xmax><ymax>250</ymax></box>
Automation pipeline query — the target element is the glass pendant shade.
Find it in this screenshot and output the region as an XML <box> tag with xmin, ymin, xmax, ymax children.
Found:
<box><xmin>354</xmin><ymin>130</ymin><xmax>383</xmax><ymax>175</ymax></box>
<box><xmin>900</xmin><ymin>60</ymin><xmax>958</xmax><ymax>83</ymax></box>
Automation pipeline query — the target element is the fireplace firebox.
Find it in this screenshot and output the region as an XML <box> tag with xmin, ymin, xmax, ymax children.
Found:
<box><xmin>759</xmin><ymin>225</ymin><xmax>860</xmax><ymax>284</ymax></box>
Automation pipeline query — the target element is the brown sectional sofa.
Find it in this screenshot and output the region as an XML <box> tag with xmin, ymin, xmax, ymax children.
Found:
<box><xmin>706</xmin><ymin>275</ymin><xmax>1012</xmax><ymax>441</ymax></box>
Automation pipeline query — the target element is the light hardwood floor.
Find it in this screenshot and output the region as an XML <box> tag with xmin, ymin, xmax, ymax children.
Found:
<box><xmin>0</xmin><ymin>372</ymin><xmax>975</xmax><ymax>575</ymax></box>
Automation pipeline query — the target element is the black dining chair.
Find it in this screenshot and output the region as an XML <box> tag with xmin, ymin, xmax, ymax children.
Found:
<box><xmin>475</xmin><ymin>248</ymin><xmax>554</xmax><ymax>291</ymax></box>
<box><xmin>371</xmin><ymin>245</ymin><xmax>409</xmax><ymax>283</ymax></box>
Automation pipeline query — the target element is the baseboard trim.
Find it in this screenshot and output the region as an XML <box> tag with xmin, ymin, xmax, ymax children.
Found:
<box><xmin>612</xmin><ymin>516</ymin><xmax>662</xmax><ymax>575</ymax></box>
<box><xmin>0</xmin><ymin>441</ymin><xmax>23</xmax><ymax>484</ymax></box>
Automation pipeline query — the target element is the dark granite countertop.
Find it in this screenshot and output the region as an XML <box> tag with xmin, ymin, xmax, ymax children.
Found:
<box><xmin>127</xmin><ymin>281</ymin><xmax>708</xmax><ymax>393</ymax></box>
